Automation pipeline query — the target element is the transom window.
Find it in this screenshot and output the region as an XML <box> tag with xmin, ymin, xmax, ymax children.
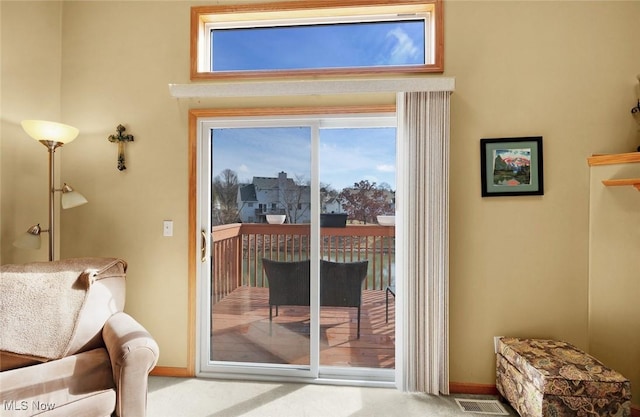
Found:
<box><xmin>191</xmin><ymin>0</ymin><xmax>443</xmax><ymax>79</ymax></box>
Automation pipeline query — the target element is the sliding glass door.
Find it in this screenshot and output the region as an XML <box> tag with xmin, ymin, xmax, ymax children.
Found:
<box><xmin>209</xmin><ymin>125</ymin><xmax>312</xmax><ymax>370</ymax></box>
<box><xmin>317</xmin><ymin>126</ymin><xmax>396</xmax><ymax>377</ymax></box>
<box><xmin>197</xmin><ymin>113</ymin><xmax>396</xmax><ymax>384</ymax></box>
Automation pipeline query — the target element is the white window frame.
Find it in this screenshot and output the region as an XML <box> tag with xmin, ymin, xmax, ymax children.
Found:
<box><xmin>191</xmin><ymin>0</ymin><xmax>443</xmax><ymax>80</ymax></box>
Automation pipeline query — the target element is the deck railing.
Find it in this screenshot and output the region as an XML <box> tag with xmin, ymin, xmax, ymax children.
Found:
<box><xmin>211</xmin><ymin>223</ymin><xmax>395</xmax><ymax>303</ymax></box>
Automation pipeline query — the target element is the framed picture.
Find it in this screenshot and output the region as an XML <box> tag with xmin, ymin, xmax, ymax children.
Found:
<box><xmin>480</xmin><ymin>136</ymin><xmax>544</xmax><ymax>197</ymax></box>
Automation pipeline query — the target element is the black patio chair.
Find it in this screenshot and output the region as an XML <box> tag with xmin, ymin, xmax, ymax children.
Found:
<box><xmin>262</xmin><ymin>258</ymin><xmax>310</xmax><ymax>321</ymax></box>
<box><xmin>320</xmin><ymin>260</ymin><xmax>368</xmax><ymax>338</ymax></box>
<box><xmin>262</xmin><ymin>258</ymin><xmax>368</xmax><ymax>338</ymax></box>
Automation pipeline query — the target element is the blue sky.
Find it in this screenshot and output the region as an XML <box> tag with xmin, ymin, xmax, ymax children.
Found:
<box><xmin>212</xmin><ymin>127</ymin><xmax>396</xmax><ymax>191</ymax></box>
<box><xmin>212</xmin><ymin>20</ymin><xmax>425</xmax><ymax>71</ymax></box>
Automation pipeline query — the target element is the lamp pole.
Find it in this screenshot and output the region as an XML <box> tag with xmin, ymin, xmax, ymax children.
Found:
<box><xmin>42</xmin><ymin>140</ymin><xmax>63</xmax><ymax>261</ymax></box>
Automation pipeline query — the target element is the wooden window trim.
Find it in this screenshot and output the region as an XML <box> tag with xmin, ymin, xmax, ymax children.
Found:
<box><xmin>190</xmin><ymin>0</ymin><xmax>444</xmax><ymax>80</ymax></box>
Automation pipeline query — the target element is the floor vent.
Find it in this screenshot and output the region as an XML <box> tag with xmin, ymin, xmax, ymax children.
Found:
<box><xmin>454</xmin><ymin>399</ymin><xmax>509</xmax><ymax>415</ymax></box>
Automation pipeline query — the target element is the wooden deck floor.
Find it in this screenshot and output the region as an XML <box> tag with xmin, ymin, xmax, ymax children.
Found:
<box><xmin>211</xmin><ymin>286</ymin><xmax>395</xmax><ymax>368</ymax></box>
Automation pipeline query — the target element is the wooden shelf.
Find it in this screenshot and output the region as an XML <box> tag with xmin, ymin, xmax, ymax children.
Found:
<box><xmin>587</xmin><ymin>152</ymin><xmax>640</xmax><ymax>191</ymax></box>
<box><xmin>587</xmin><ymin>152</ymin><xmax>640</xmax><ymax>166</ymax></box>
<box><xmin>601</xmin><ymin>178</ymin><xmax>640</xmax><ymax>191</ymax></box>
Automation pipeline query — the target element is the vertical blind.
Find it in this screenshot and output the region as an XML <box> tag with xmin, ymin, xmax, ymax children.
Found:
<box><xmin>397</xmin><ymin>91</ymin><xmax>451</xmax><ymax>395</ymax></box>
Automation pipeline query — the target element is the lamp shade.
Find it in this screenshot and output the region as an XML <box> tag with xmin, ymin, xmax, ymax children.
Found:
<box><xmin>13</xmin><ymin>224</ymin><xmax>42</xmax><ymax>250</ymax></box>
<box><xmin>61</xmin><ymin>184</ymin><xmax>88</xmax><ymax>209</ymax></box>
<box><xmin>21</xmin><ymin>120</ymin><xmax>79</xmax><ymax>144</ymax></box>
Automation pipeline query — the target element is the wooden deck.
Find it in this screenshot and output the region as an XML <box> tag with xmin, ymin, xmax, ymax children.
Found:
<box><xmin>211</xmin><ymin>286</ymin><xmax>395</xmax><ymax>368</ymax></box>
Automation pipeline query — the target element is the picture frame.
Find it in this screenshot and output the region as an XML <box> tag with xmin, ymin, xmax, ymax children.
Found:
<box><xmin>480</xmin><ymin>136</ymin><xmax>544</xmax><ymax>197</ymax></box>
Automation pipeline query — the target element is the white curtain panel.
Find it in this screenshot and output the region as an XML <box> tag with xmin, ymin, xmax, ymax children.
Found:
<box><xmin>397</xmin><ymin>91</ymin><xmax>451</xmax><ymax>395</ymax></box>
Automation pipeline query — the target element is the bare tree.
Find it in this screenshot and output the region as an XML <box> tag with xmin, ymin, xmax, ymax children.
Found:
<box><xmin>338</xmin><ymin>180</ymin><xmax>389</xmax><ymax>224</ymax></box>
<box><xmin>281</xmin><ymin>174</ymin><xmax>310</xmax><ymax>224</ymax></box>
<box><xmin>378</xmin><ymin>182</ymin><xmax>393</xmax><ymax>191</ymax></box>
<box><xmin>213</xmin><ymin>169</ymin><xmax>240</xmax><ymax>225</ymax></box>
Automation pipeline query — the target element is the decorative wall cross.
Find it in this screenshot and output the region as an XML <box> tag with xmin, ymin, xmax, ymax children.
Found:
<box><xmin>633</xmin><ymin>74</ymin><xmax>640</xmax><ymax>128</ymax></box>
<box><xmin>108</xmin><ymin>124</ymin><xmax>134</xmax><ymax>171</ymax></box>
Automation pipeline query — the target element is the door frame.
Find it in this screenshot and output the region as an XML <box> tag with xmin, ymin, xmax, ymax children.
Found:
<box><xmin>188</xmin><ymin>105</ymin><xmax>400</xmax><ymax>386</ymax></box>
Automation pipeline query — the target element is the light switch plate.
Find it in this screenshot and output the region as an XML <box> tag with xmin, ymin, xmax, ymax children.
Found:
<box><xmin>163</xmin><ymin>220</ymin><xmax>173</xmax><ymax>237</ymax></box>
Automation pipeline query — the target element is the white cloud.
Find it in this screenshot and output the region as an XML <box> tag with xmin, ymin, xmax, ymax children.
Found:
<box><xmin>377</xmin><ymin>164</ymin><xmax>395</xmax><ymax>173</ymax></box>
<box><xmin>387</xmin><ymin>28</ymin><xmax>419</xmax><ymax>64</ymax></box>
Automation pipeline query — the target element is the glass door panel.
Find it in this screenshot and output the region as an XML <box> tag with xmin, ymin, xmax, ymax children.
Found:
<box><xmin>209</xmin><ymin>126</ymin><xmax>312</xmax><ymax>367</ymax></box>
<box><xmin>318</xmin><ymin>127</ymin><xmax>396</xmax><ymax>370</ymax></box>
<box><xmin>200</xmin><ymin>114</ymin><xmax>397</xmax><ymax>384</ymax></box>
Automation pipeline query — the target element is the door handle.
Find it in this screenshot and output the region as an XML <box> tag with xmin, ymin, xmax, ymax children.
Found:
<box><xmin>201</xmin><ymin>230</ymin><xmax>209</xmax><ymax>262</ymax></box>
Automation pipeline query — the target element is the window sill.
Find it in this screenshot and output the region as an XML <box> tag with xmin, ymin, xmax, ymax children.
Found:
<box><xmin>168</xmin><ymin>76</ymin><xmax>455</xmax><ymax>98</ymax></box>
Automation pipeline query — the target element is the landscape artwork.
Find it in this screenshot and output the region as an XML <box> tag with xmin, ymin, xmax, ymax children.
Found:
<box><xmin>491</xmin><ymin>148</ymin><xmax>531</xmax><ymax>186</ymax></box>
<box><xmin>480</xmin><ymin>137</ymin><xmax>543</xmax><ymax>197</ymax></box>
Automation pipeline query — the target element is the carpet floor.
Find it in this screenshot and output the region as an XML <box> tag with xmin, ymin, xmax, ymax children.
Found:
<box><xmin>147</xmin><ymin>376</ymin><xmax>518</xmax><ymax>417</ymax></box>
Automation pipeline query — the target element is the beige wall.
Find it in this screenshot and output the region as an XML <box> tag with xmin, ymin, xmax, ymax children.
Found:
<box><xmin>58</xmin><ymin>1</ymin><xmax>192</xmax><ymax>368</ymax></box>
<box><xmin>1</xmin><ymin>1</ymin><xmax>65</xmax><ymax>265</ymax></box>
<box><xmin>446</xmin><ymin>0</ymin><xmax>639</xmax><ymax>392</ymax></box>
<box><xmin>2</xmin><ymin>0</ymin><xmax>639</xmax><ymax>402</ymax></box>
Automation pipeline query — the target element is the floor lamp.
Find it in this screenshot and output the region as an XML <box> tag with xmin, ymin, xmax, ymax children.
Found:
<box><xmin>13</xmin><ymin>120</ymin><xmax>88</xmax><ymax>261</ymax></box>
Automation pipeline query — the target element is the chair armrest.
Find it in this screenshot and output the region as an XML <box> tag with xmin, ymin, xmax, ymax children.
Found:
<box><xmin>103</xmin><ymin>312</ymin><xmax>159</xmax><ymax>417</ymax></box>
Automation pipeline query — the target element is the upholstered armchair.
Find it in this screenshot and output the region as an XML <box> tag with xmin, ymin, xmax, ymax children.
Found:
<box><xmin>0</xmin><ymin>258</ymin><xmax>159</xmax><ymax>417</ymax></box>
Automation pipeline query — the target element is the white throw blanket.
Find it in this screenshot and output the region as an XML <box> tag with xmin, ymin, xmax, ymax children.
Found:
<box><xmin>0</xmin><ymin>257</ymin><xmax>124</xmax><ymax>360</ymax></box>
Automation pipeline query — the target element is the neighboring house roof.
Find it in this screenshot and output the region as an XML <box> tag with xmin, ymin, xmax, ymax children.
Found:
<box><xmin>252</xmin><ymin>176</ymin><xmax>296</xmax><ymax>190</ymax></box>
<box><xmin>240</xmin><ymin>175</ymin><xmax>299</xmax><ymax>203</ymax></box>
<box><xmin>252</xmin><ymin>177</ymin><xmax>275</xmax><ymax>190</ymax></box>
